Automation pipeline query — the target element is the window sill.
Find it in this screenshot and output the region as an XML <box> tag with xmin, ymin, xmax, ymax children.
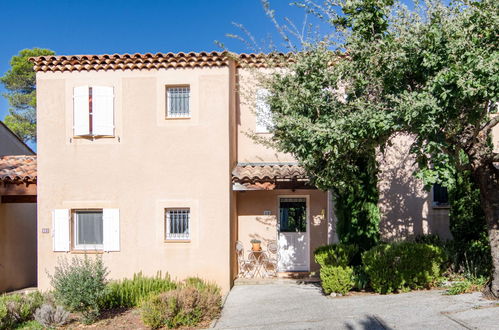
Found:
<box><xmin>164</xmin><ymin>117</ymin><xmax>191</xmax><ymax>120</ymax></box>
<box><xmin>164</xmin><ymin>239</ymin><xmax>191</xmax><ymax>243</ymax></box>
<box><xmin>73</xmin><ymin>135</ymin><xmax>115</xmax><ymax>139</ymax></box>
<box><xmin>70</xmin><ymin>250</ymin><xmax>104</xmax><ymax>254</ymax></box>
<box><xmin>432</xmin><ymin>205</ymin><xmax>450</xmax><ymax>210</ymax></box>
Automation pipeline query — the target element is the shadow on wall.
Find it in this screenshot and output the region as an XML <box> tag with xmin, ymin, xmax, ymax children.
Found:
<box><xmin>246</xmin><ymin>215</ymin><xmax>277</xmax><ymax>248</ymax></box>
<box><xmin>377</xmin><ymin>134</ymin><xmax>428</xmax><ymax>241</ymax></box>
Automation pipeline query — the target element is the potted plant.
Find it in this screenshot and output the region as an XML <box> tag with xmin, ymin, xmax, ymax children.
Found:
<box><xmin>250</xmin><ymin>239</ymin><xmax>262</xmax><ymax>251</ymax></box>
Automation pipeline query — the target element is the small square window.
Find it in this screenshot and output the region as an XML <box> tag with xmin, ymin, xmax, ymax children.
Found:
<box><xmin>74</xmin><ymin>210</ymin><xmax>103</xmax><ymax>250</ymax></box>
<box><xmin>165</xmin><ymin>209</ymin><xmax>190</xmax><ymax>240</ymax></box>
<box><xmin>166</xmin><ymin>86</ymin><xmax>190</xmax><ymax>118</ymax></box>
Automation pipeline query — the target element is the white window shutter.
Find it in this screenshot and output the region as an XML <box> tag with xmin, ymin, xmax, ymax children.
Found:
<box><xmin>103</xmin><ymin>208</ymin><xmax>120</xmax><ymax>251</ymax></box>
<box><xmin>53</xmin><ymin>209</ymin><xmax>70</xmax><ymax>252</ymax></box>
<box><xmin>73</xmin><ymin>86</ymin><xmax>90</xmax><ymax>136</ymax></box>
<box><xmin>255</xmin><ymin>88</ymin><xmax>272</xmax><ymax>133</ymax></box>
<box><xmin>92</xmin><ymin>86</ymin><xmax>115</xmax><ymax>136</ymax></box>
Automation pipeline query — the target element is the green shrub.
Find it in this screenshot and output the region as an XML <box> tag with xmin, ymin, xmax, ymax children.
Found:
<box><xmin>362</xmin><ymin>242</ymin><xmax>446</xmax><ymax>293</ymax></box>
<box><xmin>0</xmin><ymin>291</ymin><xmax>43</xmax><ymax>329</ymax></box>
<box><xmin>320</xmin><ymin>265</ymin><xmax>354</xmax><ymax>295</ymax></box>
<box><xmin>141</xmin><ymin>279</ymin><xmax>221</xmax><ymax>329</ymax></box>
<box><xmin>49</xmin><ymin>256</ymin><xmax>108</xmax><ymax>324</ymax></box>
<box><xmin>334</xmin><ymin>153</ymin><xmax>381</xmax><ymax>257</ymax></box>
<box><xmin>445</xmin><ymin>276</ymin><xmax>488</xmax><ymax>295</ymax></box>
<box><xmin>314</xmin><ymin>244</ymin><xmax>358</xmax><ymax>268</ymax></box>
<box><xmin>182</xmin><ymin>277</ymin><xmax>221</xmax><ymax>295</ymax></box>
<box><xmin>100</xmin><ymin>272</ymin><xmax>177</xmax><ymax>309</ymax></box>
<box><xmin>414</xmin><ymin>234</ymin><xmax>444</xmax><ymax>246</ymax></box>
<box><xmin>352</xmin><ymin>265</ymin><xmax>370</xmax><ymax>291</ymax></box>
<box><xmin>13</xmin><ymin>320</ymin><xmax>45</xmax><ymax>329</ymax></box>
<box><xmin>448</xmin><ymin>161</ymin><xmax>492</xmax><ymax>278</ymax></box>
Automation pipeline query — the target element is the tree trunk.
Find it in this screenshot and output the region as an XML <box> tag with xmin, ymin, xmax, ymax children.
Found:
<box><xmin>473</xmin><ymin>163</ymin><xmax>499</xmax><ymax>299</ymax></box>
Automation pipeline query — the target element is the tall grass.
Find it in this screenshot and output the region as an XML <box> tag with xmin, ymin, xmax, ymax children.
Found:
<box><xmin>100</xmin><ymin>272</ymin><xmax>177</xmax><ymax>309</ymax></box>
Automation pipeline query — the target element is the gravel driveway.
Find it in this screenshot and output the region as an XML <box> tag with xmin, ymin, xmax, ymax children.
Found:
<box><xmin>213</xmin><ymin>283</ymin><xmax>498</xmax><ymax>329</ymax></box>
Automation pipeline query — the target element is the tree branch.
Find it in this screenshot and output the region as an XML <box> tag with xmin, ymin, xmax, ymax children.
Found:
<box><xmin>480</xmin><ymin>115</ymin><xmax>499</xmax><ymax>134</ymax></box>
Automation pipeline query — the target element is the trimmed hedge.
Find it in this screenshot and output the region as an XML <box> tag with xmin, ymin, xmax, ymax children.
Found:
<box><xmin>362</xmin><ymin>242</ymin><xmax>446</xmax><ymax>293</ymax></box>
<box><xmin>320</xmin><ymin>266</ymin><xmax>354</xmax><ymax>295</ymax></box>
<box><xmin>314</xmin><ymin>244</ymin><xmax>357</xmax><ymax>294</ymax></box>
<box><xmin>314</xmin><ymin>243</ymin><xmax>358</xmax><ymax>268</ymax></box>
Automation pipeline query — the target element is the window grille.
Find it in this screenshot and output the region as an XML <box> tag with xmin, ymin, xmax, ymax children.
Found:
<box><xmin>166</xmin><ymin>209</ymin><xmax>190</xmax><ymax>240</ymax></box>
<box><xmin>166</xmin><ymin>87</ymin><xmax>190</xmax><ymax>118</ymax></box>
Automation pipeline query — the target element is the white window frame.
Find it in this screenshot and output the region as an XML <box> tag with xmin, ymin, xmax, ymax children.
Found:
<box><xmin>166</xmin><ymin>86</ymin><xmax>191</xmax><ymax>118</ymax></box>
<box><xmin>165</xmin><ymin>208</ymin><xmax>190</xmax><ymax>240</ymax></box>
<box><xmin>73</xmin><ymin>209</ymin><xmax>104</xmax><ymax>250</ymax></box>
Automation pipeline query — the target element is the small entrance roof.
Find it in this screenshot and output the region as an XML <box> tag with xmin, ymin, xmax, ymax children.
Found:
<box><xmin>232</xmin><ymin>163</ymin><xmax>310</xmax><ymax>190</ymax></box>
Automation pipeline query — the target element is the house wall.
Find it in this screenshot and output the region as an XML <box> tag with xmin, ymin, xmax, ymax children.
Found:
<box><xmin>237</xmin><ymin>189</ymin><xmax>327</xmax><ymax>273</ymax></box>
<box><xmin>236</xmin><ymin>68</ymin><xmax>295</xmax><ymax>163</ymax></box>
<box><xmin>0</xmin><ymin>122</ymin><xmax>34</xmax><ymax>156</ymax></box>
<box><xmin>378</xmin><ymin>133</ymin><xmax>452</xmax><ymax>241</ymax></box>
<box><xmin>0</xmin><ymin>203</ymin><xmax>37</xmax><ymax>292</ymax></box>
<box><xmin>36</xmin><ymin>67</ymin><xmax>233</xmax><ymax>293</ymax></box>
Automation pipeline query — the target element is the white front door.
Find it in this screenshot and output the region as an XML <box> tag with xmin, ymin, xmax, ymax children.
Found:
<box><xmin>277</xmin><ymin>197</ymin><xmax>309</xmax><ymax>272</ymax></box>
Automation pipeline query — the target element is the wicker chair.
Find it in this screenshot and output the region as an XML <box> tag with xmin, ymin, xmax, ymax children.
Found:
<box><xmin>236</xmin><ymin>241</ymin><xmax>256</xmax><ymax>278</ymax></box>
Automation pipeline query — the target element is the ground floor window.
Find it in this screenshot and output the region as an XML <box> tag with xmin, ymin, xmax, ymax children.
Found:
<box><xmin>432</xmin><ymin>183</ymin><xmax>449</xmax><ymax>207</ymax></box>
<box><xmin>74</xmin><ymin>210</ymin><xmax>104</xmax><ymax>250</ymax></box>
<box><xmin>165</xmin><ymin>208</ymin><xmax>190</xmax><ymax>240</ymax></box>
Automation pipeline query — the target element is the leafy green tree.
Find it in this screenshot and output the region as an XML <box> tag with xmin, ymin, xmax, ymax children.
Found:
<box><xmin>1</xmin><ymin>48</ymin><xmax>55</xmax><ymax>142</ymax></box>
<box><xmin>261</xmin><ymin>0</ymin><xmax>498</xmax><ymax>297</ymax></box>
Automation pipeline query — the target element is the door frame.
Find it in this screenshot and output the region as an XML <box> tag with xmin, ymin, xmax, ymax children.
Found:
<box><xmin>276</xmin><ymin>194</ymin><xmax>311</xmax><ymax>272</ymax></box>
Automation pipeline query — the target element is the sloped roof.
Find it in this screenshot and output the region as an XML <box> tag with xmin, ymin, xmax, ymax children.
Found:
<box><xmin>0</xmin><ymin>155</ymin><xmax>37</xmax><ymax>184</ymax></box>
<box><xmin>29</xmin><ymin>51</ymin><xmax>291</xmax><ymax>72</ymax></box>
<box><xmin>232</xmin><ymin>163</ymin><xmax>308</xmax><ymax>184</ymax></box>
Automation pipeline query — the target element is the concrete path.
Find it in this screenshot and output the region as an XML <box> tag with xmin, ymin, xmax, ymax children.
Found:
<box><xmin>214</xmin><ymin>284</ymin><xmax>499</xmax><ymax>329</ymax></box>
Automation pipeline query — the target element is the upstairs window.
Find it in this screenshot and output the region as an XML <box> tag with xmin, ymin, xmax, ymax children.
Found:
<box><xmin>165</xmin><ymin>208</ymin><xmax>190</xmax><ymax>240</ymax></box>
<box><xmin>255</xmin><ymin>88</ymin><xmax>272</xmax><ymax>133</ymax></box>
<box><xmin>432</xmin><ymin>183</ymin><xmax>449</xmax><ymax>207</ymax></box>
<box><xmin>73</xmin><ymin>86</ymin><xmax>115</xmax><ymax>137</ymax></box>
<box><xmin>166</xmin><ymin>86</ymin><xmax>190</xmax><ymax>118</ymax></box>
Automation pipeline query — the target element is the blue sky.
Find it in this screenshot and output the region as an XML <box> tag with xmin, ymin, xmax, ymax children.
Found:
<box><xmin>0</xmin><ymin>0</ymin><xmax>321</xmax><ymax>130</ymax></box>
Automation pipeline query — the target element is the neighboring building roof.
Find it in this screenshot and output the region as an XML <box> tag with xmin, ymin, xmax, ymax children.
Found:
<box><xmin>0</xmin><ymin>155</ymin><xmax>37</xmax><ymax>184</ymax></box>
<box><xmin>29</xmin><ymin>51</ymin><xmax>290</xmax><ymax>72</ymax></box>
<box><xmin>0</xmin><ymin>121</ymin><xmax>35</xmax><ymax>156</ymax></box>
<box><xmin>232</xmin><ymin>163</ymin><xmax>308</xmax><ymax>184</ymax></box>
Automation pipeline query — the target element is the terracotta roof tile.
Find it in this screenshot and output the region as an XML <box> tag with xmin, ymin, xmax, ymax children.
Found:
<box><xmin>30</xmin><ymin>51</ymin><xmax>292</xmax><ymax>72</ymax></box>
<box><xmin>232</xmin><ymin>163</ymin><xmax>307</xmax><ymax>184</ymax></box>
<box><xmin>0</xmin><ymin>155</ymin><xmax>37</xmax><ymax>184</ymax></box>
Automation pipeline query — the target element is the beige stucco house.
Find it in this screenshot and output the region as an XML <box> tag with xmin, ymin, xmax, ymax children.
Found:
<box><xmin>31</xmin><ymin>52</ymin><xmax>451</xmax><ymax>293</ymax></box>
<box><xmin>0</xmin><ymin>121</ymin><xmax>37</xmax><ymax>292</ymax></box>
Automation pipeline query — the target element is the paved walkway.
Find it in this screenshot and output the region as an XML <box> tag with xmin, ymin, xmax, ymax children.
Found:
<box><xmin>214</xmin><ymin>284</ymin><xmax>499</xmax><ymax>329</ymax></box>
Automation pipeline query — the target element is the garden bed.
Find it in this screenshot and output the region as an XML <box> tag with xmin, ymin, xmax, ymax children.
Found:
<box><xmin>59</xmin><ymin>308</ymin><xmax>211</xmax><ymax>329</ymax></box>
